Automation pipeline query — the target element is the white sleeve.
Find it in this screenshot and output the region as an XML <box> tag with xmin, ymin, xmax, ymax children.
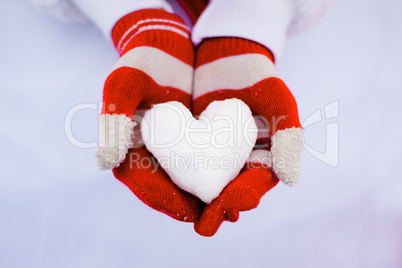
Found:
<box><xmin>191</xmin><ymin>0</ymin><xmax>294</xmax><ymax>61</ymax></box>
<box><xmin>70</xmin><ymin>0</ymin><xmax>173</xmax><ymax>39</ymax></box>
<box><xmin>191</xmin><ymin>0</ymin><xmax>333</xmax><ymax>61</ymax></box>
<box><xmin>31</xmin><ymin>0</ymin><xmax>173</xmax><ymax>39</ymax></box>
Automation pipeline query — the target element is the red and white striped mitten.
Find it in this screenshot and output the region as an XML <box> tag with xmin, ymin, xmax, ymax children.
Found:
<box><xmin>192</xmin><ymin>37</ymin><xmax>303</xmax><ymax>236</ymax></box>
<box><xmin>96</xmin><ymin>9</ymin><xmax>204</xmax><ymax>222</ymax></box>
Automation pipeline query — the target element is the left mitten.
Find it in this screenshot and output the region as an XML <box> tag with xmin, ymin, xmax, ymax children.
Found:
<box><xmin>96</xmin><ymin>9</ymin><xmax>205</xmax><ymax>222</ymax></box>
<box><xmin>97</xmin><ymin>9</ymin><xmax>194</xmax><ymax>169</ymax></box>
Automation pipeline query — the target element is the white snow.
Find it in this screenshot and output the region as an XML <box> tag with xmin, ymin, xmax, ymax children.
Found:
<box><xmin>141</xmin><ymin>99</ymin><xmax>258</xmax><ymax>203</ymax></box>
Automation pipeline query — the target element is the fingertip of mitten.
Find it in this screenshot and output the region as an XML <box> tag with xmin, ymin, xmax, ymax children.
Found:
<box><xmin>97</xmin><ymin>114</ymin><xmax>136</xmax><ymax>170</ymax></box>
<box><xmin>271</xmin><ymin>127</ymin><xmax>303</xmax><ymax>186</ymax></box>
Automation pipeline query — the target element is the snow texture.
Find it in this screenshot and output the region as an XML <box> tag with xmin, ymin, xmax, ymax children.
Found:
<box><xmin>1</xmin><ymin>0</ymin><xmax>402</xmax><ymax>267</ymax></box>
<box><xmin>141</xmin><ymin>99</ymin><xmax>258</xmax><ymax>204</ymax></box>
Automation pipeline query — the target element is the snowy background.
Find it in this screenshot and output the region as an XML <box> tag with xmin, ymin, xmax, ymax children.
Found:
<box><xmin>1</xmin><ymin>0</ymin><xmax>402</xmax><ymax>267</ymax></box>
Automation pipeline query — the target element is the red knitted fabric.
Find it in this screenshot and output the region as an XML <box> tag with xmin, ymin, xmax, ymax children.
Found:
<box><xmin>193</xmin><ymin>37</ymin><xmax>301</xmax><ymax>135</ymax></box>
<box><xmin>114</xmin><ymin>147</ymin><xmax>205</xmax><ymax>222</ymax></box>
<box><xmin>103</xmin><ymin>9</ymin><xmax>204</xmax><ymax>222</ymax></box>
<box><xmin>193</xmin><ymin>37</ymin><xmax>301</xmax><ymax>235</ymax></box>
<box><xmin>103</xmin><ymin>9</ymin><xmax>194</xmax><ymax>116</ymax></box>
<box><xmin>176</xmin><ymin>0</ymin><xmax>209</xmax><ymax>24</ymax></box>
<box><xmin>194</xmin><ymin>164</ymin><xmax>279</xmax><ymax>236</ymax></box>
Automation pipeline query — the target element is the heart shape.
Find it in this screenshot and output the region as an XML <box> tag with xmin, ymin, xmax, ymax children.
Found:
<box><xmin>141</xmin><ymin>99</ymin><xmax>258</xmax><ymax>203</ymax></box>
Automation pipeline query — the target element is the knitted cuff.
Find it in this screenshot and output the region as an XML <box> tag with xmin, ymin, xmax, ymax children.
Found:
<box><xmin>195</xmin><ymin>37</ymin><xmax>275</xmax><ymax>68</ymax></box>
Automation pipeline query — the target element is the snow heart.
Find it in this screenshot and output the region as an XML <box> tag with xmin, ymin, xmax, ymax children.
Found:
<box><xmin>141</xmin><ymin>99</ymin><xmax>258</xmax><ymax>203</ymax></box>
